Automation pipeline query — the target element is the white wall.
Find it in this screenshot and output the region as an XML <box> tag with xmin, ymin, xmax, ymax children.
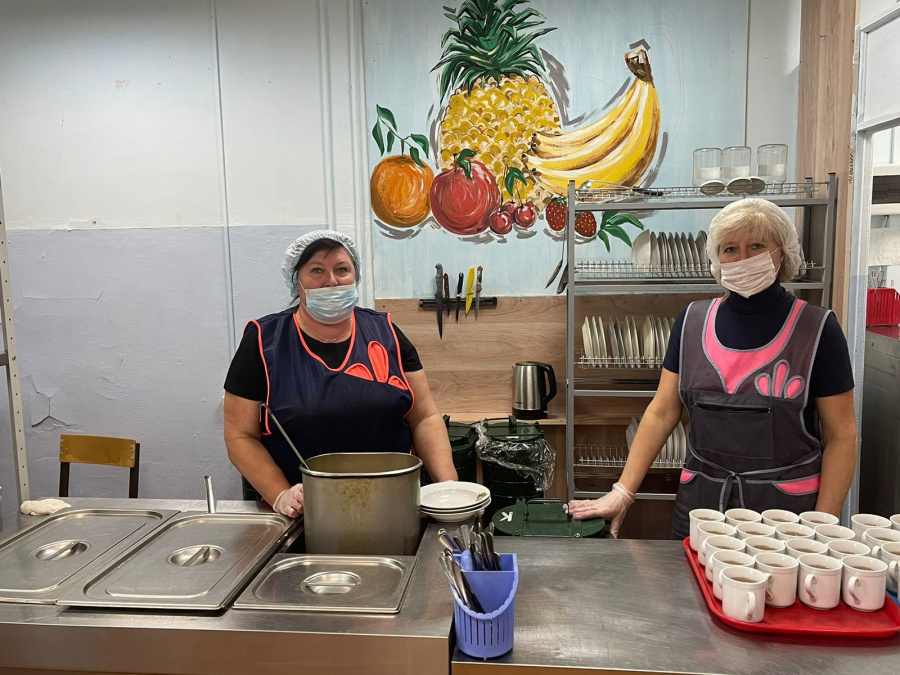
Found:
<box><xmin>0</xmin><ymin>0</ymin><xmax>800</xmax><ymax>502</ymax></box>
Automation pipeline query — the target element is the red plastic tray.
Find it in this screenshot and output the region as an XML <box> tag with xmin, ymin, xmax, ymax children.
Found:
<box><xmin>683</xmin><ymin>538</ymin><xmax>900</xmax><ymax>637</ymax></box>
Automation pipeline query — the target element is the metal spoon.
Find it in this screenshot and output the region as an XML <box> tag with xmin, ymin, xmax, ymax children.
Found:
<box><xmin>437</xmin><ymin>530</ymin><xmax>461</xmax><ymax>554</ymax></box>
<box><xmin>260</xmin><ymin>403</ymin><xmax>311</xmax><ymax>472</ymax></box>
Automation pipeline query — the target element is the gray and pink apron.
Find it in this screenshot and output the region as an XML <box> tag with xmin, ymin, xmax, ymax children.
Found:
<box><xmin>672</xmin><ymin>297</ymin><xmax>830</xmax><ymax>539</ymax></box>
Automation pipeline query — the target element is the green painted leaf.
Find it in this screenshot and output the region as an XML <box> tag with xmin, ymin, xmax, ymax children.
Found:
<box><xmin>603</xmin><ymin>223</ymin><xmax>633</xmax><ymax>247</ymax></box>
<box><xmin>607</xmin><ymin>213</ymin><xmax>645</xmax><ymax>230</ymax></box>
<box><xmin>600</xmin><ymin>210</ymin><xmax>618</xmax><ymax>228</ymax></box>
<box><xmin>376</xmin><ymin>105</ymin><xmax>397</xmax><ymax>131</ymax></box>
<box><xmin>409</xmin><ymin>146</ymin><xmax>425</xmax><ymax>168</ymax></box>
<box><xmin>411</xmin><ymin>134</ymin><xmax>430</xmax><ymax>157</ymax></box>
<box><xmin>372</xmin><ymin>122</ymin><xmax>384</xmax><ymax>155</ymax></box>
<box><xmin>386</xmin><ymin>130</ymin><xmax>395</xmax><ymax>154</ymax></box>
<box><xmin>597</xmin><ymin>230</ymin><xmax>611</xmax><ymax>252</ymax></box>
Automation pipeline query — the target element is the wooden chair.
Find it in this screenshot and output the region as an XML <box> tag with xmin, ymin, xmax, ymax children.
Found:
<box><xmin>59</xmin><ymin>434</ymin><xmax>141</xmax><ymax>498</ymax></box>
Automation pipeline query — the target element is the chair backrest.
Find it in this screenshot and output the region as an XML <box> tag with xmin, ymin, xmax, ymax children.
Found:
<box><xmin>59</xmin><ymin>434</ymin><xmax>140</xmax><ymax>498</ymax></box>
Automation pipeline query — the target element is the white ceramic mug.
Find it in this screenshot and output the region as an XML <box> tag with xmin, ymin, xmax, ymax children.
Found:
<box><xmin>814</xmin><ymin>524</ymin><xmax>855</xmax><ymax>545</ymax></box>
<box><xmin>874</xmin><ymin>541</ymin><xmax>900</xmax><ymax>595</ymax></box>
<box><xmin>736</xmin><ymin>522</ymin><xmax>776</xmax><ymax>541</ymax></box>
<box><xmin>697</xmin><ymin>521</ymin><xmax>737</xmax><ymax>565</ymax></box>
<box><xmin>797</xmin><ymin>553</ymin><xmax>843</xmax><ymax>610</ymax></box>
<box><xmin>755</xmin><ymin>552</ymin><xmax>799</xmax><ymax>608</ymax></box>
<box><xmin>851</xmin><ymin>514</ymin><xmax>891</xmax><ymax>542</ymax></box>
<box><xmin>799</xmin><ymin>511</ymin><xmax>839</xmax><ymax>530</ymax></box>
<box><xmin>721</xmin><ymin>567</ymin><xmax>767</xmax><ymax>623</ymax></box>
<box><xmin>785</xmin><ymin>538</ymin><xmax>828</xmax><ymax>560</ymax></box>
<box><xmin>862</xmin><ymin>527</ymin><xmax>900</xmax><ymax>558</ymax></box>
<box><xmin>841</xmin><ymin>555</ymin><xmax>887</xmax><ymax>612</ymax></box>
<box><xmin>774</xmin><ymin>522</ymin><xmax>815</xmax><ymax>542</ymax></box>
<box><xmin>710</xmin><ymin>549</ymin><xmax>755</xmax><ymax>601</ymax></box>
<box><xmin>761</xmin><ymin>509</ymin><xmax>799</xmax><ymax>528</ymax></box>
<box><xmin>690</xmin><ymin>509</ymin><xmax>726</xmax><ymax>551</ymax></box>
<box><xmin>744</xmin><ymin>536</ymin><xmax>785</xmax><ymax>558</ymax></box>
<box><xmin>702</xmin><ymin>535</ymin><xmax>746</xmax><ymax>580</ymax></box>
<box><xmin>891</xmin><ymin>514</ymin><xmax>900</xmax><ymax>533</ymax></box>
<box><xmin>827</xmin><ymin>539</ymin><xmax>871</xmax><ymax>561</ymax></box>
<box><xmin>725</xmin><ymin>508</ymin><xmax>762</xmax><ymax>527</ymax></box>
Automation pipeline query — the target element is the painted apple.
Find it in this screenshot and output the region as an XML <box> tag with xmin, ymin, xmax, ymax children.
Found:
<box><xmin>429</xmin><ymin>149</ymin><xmax>501</xmax><ymax>236</ymax></box>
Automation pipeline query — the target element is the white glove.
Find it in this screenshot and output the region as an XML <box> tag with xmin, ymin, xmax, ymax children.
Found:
<box><xmin>566</xmin><ymin>482</ymin><xmax>635</xmax><ymax>538</ymax></box>
<box><xmin>272</xmin><ymin>484</ymin><xmax>304</xmax><ymax>518</ymax></box>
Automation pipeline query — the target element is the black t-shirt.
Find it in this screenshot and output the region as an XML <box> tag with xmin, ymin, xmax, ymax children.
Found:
<box><xmin>224</xmin><ymin>318</ymin><xmax>422</xmax><ymax>401</ymax></box>
<box><xmin>662</xmin><ymin>282</ymin><xmax>854</xmax><ymax>436</ymax></box>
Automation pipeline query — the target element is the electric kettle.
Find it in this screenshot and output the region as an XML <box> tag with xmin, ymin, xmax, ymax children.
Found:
<box><xmin>512</xmin><ymin>362</ymin><xmax>557</xmax><ymax>419</ymax></box>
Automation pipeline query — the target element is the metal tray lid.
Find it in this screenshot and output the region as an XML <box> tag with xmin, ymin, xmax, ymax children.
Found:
<box><xmin>233</xmin><ymin>554</ymin><xmax>417</xmax><ymax>614</ymax></box>
<box><xmin>57</xmin><ymin>511</ymin><xmax>296</xmax><ymax>611</ymax></box>
<box><xmin>0</xmin><ymin>508</ymin><xmax>179</xmax><ymax>604</ymax></box>
<box><xmin>492</xmin><ymin>499</ymin><xmax>609</xmax><ymax>538</ymax></box>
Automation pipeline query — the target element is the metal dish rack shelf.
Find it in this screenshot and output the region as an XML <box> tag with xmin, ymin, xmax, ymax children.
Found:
<box><xmin>564</xmin><ymin>175</ymin><xmax>839</xmax><ymax>505</ymax></box>
<box><xmin>574</xmin><ymin>260</ymin><xmax>824</xmax><ymax>283</ymax></box>
<box><xmin>574</xmin><ymin>180</ymin><xmax>826</xmax><ymax>203</ymax></box>
<box><xmin>574</xmin><ymin>444</ymin><xmax>683</xmax><ymax>470</ymax></box>
<box><xmin>576</xmin><ymin>351</ymin><xmax>662</xmax><ymax>370</ymax></box>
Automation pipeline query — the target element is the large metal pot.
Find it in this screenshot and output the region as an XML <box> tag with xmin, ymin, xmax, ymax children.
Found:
<box><xmin>300</xmin><ymin>453</ymin><xmax>422</xmax><ymax>555</ymax></box>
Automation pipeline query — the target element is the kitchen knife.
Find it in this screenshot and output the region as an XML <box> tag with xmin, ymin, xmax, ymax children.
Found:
<box><xmin>475</xmin><ymin>266</ymin><xmax>483</xmax><ymax>320</ymax></box>
<box><xmin>443</xmin><ymin>273</ymin><xmax>450</xmax><ymax>317</ymax></box>
<box><xmin>465</xmin><ymin>267</ymin><xmax>475</xmax><ymax>315</ymax></box>
<box><xmin>455</xmin><ymin>273</ymin><xmax>463</xmax><ymax>322</ymax></box>
<box><xmin>435</xmin><ymin>264</ymin><xmax>444</xmax><ymax>339</ymax></box>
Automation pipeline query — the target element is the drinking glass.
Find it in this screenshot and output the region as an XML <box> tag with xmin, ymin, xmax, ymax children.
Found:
<box><xmin>692</xmin><ymin>148</ymin><xmax>722</xmax><ymax>187</ymax></box>
<box><xmin>723</xmin><ymin>146</ymin><xmax>751</xmax><ymax>181</ymax></box>
<box><xmin>757</xmin><ymin>144</ymin><xmax>788</xmax><ymax>184</ymax></box>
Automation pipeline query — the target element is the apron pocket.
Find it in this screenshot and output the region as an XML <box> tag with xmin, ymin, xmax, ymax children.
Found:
<box><xmin>672</xmin><ymin>470</ymin><xmax>728</xmax><ymax>539</ymax></box>
<box><xmin>691</xmin><ymin>402</ymin><xmax>774</xmax><ymax>460</ymax></box>
<box><xmin>742</xmin><ymin>475</ymin><xmax>820</xmax><ymax>513</ymax></box>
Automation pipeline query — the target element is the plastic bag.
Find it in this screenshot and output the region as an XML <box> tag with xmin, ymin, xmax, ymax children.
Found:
<box><xmin>474</xmin><ymin>419</ymin><xmax>555</xmax><ymax>492</ymax></box>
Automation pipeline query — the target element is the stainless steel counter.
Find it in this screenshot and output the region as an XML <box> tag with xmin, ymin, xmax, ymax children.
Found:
<box><xmin>0</xmin><ymin>498</ymin><xmax>454</xmax><ymax>675</ymax></box>
<box><xmin>452</xmin><ymin>536</ymin><xmax>900</xmax><ymax>675</ymax></box>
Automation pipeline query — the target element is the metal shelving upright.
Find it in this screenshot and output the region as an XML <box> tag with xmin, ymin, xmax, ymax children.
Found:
<box><xmin>563</xmin><ymin>174</ymin><xmax>838</xmax><ymax>503</ymax></box>
<box><xmin>0</xmin><ymin>174</ymin><xmax>29</xmax><ymax>503</ymax></box>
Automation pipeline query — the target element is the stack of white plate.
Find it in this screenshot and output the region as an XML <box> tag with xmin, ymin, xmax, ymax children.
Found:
<box><xmin>420</xmin><ymin>481</ymin><xmax>491</xmax><ymax>523</ymax></box>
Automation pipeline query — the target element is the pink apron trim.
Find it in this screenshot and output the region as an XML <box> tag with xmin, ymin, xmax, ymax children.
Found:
<box><xmin>680</xmin><ymin>469</ymin><xmax>696</xmax><ymax>484</ymax></box>
<box><xmin>774</xmin><ymin>476</ymin><xmax>820</xmax><ymax>495</ymax></box>
<box><xmin>704</xmin><ymin>298</ymin><xmax>806</xmax><ymax>394</ymax></box>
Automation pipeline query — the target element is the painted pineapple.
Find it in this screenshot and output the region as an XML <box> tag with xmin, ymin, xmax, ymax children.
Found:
<box><xmin>434</xmin><ymin>0</ymin><xmax>561</xmax><ymax>207</ymax></box>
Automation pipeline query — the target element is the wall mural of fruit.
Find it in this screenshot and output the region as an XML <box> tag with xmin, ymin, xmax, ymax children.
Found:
<box><xmin>364</xmin><ymin>0</ymin><xmax>756</xmax><ymax>295</ymax></box>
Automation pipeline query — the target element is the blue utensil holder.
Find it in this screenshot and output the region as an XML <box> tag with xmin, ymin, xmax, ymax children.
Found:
<box><xmin>450</xmin><ymin>552</ymin><xmax>518</xmax><ymax>659</ymax></box>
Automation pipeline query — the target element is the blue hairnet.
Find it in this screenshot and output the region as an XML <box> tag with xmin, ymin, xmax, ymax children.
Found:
<box><xmin>281</xmin><ymin>230</ymin><xmax>361</xmax><ymax>297</ymax></box>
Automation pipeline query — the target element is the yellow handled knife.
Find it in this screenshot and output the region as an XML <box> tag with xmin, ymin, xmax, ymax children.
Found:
<box><xmin>465</xmin><ymin>267</ymin><xmax>475</xmax><ymax>315</ymax></box>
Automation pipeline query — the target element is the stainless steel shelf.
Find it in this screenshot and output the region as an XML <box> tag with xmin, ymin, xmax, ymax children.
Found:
<box><xmin>575</xmin><ymin>389</ymin><xmax>657</xmax><ymax>397</ymax></box>
<box><xmin>575</xmin><ymin>445</ymin><xmax>682</xmax><ymax>470</ymax></box>
<box><xmin>573</xmin><ymin>490</ymin><xmax>677</xmax><ymax>501</ymax></box>
<box><xmin>574</xmin><ymin>281</ymin><xmax>826</xmax><ymax>294</ymax></box>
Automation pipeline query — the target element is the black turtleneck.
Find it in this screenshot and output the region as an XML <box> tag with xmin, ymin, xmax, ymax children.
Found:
<box><xmin>663</xmin><ymin>281</ymin><xmax>854</xmax><ymax>402</ymax></box>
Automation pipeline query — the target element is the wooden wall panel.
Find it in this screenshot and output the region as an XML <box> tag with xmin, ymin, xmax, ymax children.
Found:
<box><xmin>797</xmin><ymin>0</ymin><xmax>857</xmax><ymax>328</ymax></box>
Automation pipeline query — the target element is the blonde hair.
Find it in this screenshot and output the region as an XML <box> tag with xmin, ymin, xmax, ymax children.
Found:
<box><xmin>706</xmin><ymin>198</ymin><xmax>803</xmax><ymax>284</ymax></box>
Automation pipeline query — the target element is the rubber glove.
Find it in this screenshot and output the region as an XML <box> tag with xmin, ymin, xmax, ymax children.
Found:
<box><xmin>566</xmin><ymin>482</ymin><xmax>635</xmax><ymax>538</ymax></box>
<box><xmin>272</xmin><ymin>484</ymin><xmax>304</xmax><ymax>518</ymax></box>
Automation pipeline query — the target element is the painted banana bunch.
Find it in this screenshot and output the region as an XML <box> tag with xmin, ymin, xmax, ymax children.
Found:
<box><xmin>523</xmin><ymin>46</ymin><xmax>661</xmax><ymax>194</ymax></box>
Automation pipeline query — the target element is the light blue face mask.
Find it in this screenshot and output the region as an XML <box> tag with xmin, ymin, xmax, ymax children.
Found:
<box><xmin>300</xmin><ymin>282</ymin><xmax>359</xmax><ymax>324</ymax></box>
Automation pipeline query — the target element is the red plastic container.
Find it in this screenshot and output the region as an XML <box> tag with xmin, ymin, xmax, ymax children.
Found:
<box><xmin>866</xmin><ymin>288</ymin><xmax>900</xmax><ymax>327</ymax></box>
<box><xmin>683</xmin><ymin>538</ymin><xmax>900</xmax><ymax>637</ymax></box>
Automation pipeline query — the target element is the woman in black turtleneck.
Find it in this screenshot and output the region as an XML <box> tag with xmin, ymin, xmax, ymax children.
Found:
<box><xmin>568</xmin><ymin>199</ymin><xmax>857</xmax><ymax>539</ymax></box>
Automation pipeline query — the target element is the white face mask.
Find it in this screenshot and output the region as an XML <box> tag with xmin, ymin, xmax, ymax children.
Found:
<box><xmin>718</xmin><ymin>249</ymin><xmax>783</xmax><ymax>298</ymax></box>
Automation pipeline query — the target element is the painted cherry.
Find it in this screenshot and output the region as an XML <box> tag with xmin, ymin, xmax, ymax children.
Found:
<box><xmin>514</xmin><ymin>202</ymin><xmax>537</xmax><ymax>228</ymax></box>
<box><xmin>489</xmin><ymin>210</ymin><xmax>514</xmax><ymax>235</ymax></box>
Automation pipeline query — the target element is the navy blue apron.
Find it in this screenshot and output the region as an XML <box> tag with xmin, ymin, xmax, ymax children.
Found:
<box><xmin>672</xmin><ymin>297</ymin><xmax>830</xmax><ymax>539</ymax></box>
<box><xmin>253</xmin><ymin>306</ymin><xmax>414</xmax><ymax>485</ymax></box>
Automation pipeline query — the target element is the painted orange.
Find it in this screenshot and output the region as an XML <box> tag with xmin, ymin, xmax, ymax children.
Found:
<box><xmin>370</xmin><ymin>155</ymin><xmax>434</xmax><ymax>227</ymax></box>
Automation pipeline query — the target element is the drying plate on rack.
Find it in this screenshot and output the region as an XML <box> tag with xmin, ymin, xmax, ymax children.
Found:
<box><xmin>595</xmin><ymin>316</ymin><xmax>607</xmax><ymax>358</ymax></box>
<box><xmin>582</xmin><ymin>318</ymin><xmax>593</xmax><ymax>359</ymax></box>
<box><xmin>608</xmin><ymin>319</ymin><xmax>620</xmax><ymax>359</ymax></box>
<box><xmin>632</xmin><ymin>230</ymin><xmax>652</xmax><ymax>269</ymax></box>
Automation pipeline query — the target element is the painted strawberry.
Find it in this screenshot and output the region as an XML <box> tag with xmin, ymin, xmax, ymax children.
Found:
<box><xmin>575</xmin><ymin>211</ymin><xmax>597</xmax><ymax>238</ymax></box>
<box><xmin>545</xmin><ymin>197</ymin><xmax>567</xmax><ymax>231</ymax></box>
